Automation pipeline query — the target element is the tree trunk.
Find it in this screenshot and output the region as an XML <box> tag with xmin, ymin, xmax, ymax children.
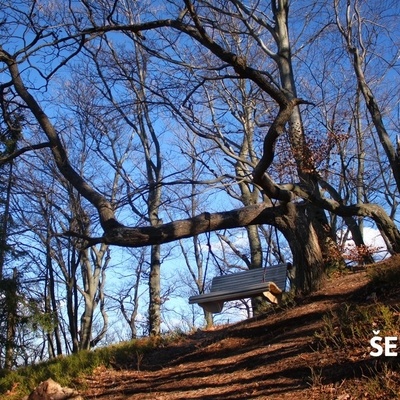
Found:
<box><xmin>0</xmin><ymin>163</ymin><xmax>13</xmax><ymax>280</ymax></box>
<box><xmin>149</xmin><ymin>244</ymin><xmax>162</xmax><ymax>336</ymax></box>
<box><xmin>4</xmin><ymin>269</ymin><xmax>18</xmax><ymax>370</ymax></box>
<box><xmin>273</xmin><ymin>0</ymin><xmax>336</xmax><ymax>287</ymax></box>
<box><xmin>247</xmin><ymin>224</ymin><xmax>266</xmax><ymax>314</ymax></box>
<box><xmin>67</xmin><ymin>249</ymin><xmax>79</xmax><ymax>354</ymax></box>
<box><xmin>281</xmin><ymin>207</ymin><xmax>324</xmax><ymax>294</ymax></box>
<box><xmin>46</xmin><ymin>241</ymin><xmax>63</xmax><ymax>356</ymax></box>
<box><xmin>79</xmin><ymin>245</ymin><xmax>109</xmax><ymax>350</ymax></box>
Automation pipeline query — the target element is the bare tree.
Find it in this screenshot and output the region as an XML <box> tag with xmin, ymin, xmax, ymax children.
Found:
<box><xmin>80</xmin><ymin>23</ymin><xmax>166</xmax><ymax>335</ymax></box>
<box><xmin>0</xmin><ymin>91</ymin><xmax>22</xmax><ymax>369</ymax></box>
<box><xmin>335</xmin><ymin>0</ymin><xmax>400</xmax><ymax>192</ymax></box>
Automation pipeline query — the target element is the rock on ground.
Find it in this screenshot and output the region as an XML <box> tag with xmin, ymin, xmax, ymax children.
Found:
<box><xmin>26</xmin><ymin>378</ymin><xmax>83</xmax><ymax>400</ymax></box>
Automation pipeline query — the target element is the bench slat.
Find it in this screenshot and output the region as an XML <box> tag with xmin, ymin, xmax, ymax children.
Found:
<box><xmin>188</xmin><ymin>264</ymin><xmax>288</xmax><ymax>311</ymax></box>
<box><xmin>210</xmin><ymin>265</ymin><xmax>287</xmax><ymax>292</ymax></box>
<box><xmin>189</xmin><ymin>283</ymin><xmax>271</xmax><ymax>303</ymax></box>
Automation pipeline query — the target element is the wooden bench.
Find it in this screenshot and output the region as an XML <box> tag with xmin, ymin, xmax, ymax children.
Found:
<box><xmin>188</xmin><ymin>263</ymin><xmax>288</xmax><ymax>313</ymax></box>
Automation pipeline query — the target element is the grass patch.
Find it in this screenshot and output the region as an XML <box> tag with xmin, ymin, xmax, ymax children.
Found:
<box><xmin>314</xmin><ymin>302</ymin><xmax>400</xmax><ymax>352</ymax></box>
<box><xmin>315</xmin><ymin>259</ymin><xmax>400</xmax><ymax>351</ymax></box>
<box><xmin>311</xmin><ymin>259</ymin><xmax>400</xmax><ymax>398</ymax></box>
<box><xmin>0</xmin><ymin>336</ymin><xmax>162</xmax><ymax>398</ymax></box>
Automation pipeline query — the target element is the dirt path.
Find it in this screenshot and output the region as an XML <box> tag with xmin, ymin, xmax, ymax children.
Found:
<box><xmin>82</xmin><ymin>271</ymin><xmax>374</xmax><ymax>399</ymax></box>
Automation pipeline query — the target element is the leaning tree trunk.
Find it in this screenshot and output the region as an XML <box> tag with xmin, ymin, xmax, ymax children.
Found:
<box><xmin>335</xmin><ymin>2</ymin><xmax>400</xmax><ymax>195</ymax></box>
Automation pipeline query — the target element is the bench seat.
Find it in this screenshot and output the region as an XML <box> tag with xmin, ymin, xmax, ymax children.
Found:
<box><xmin>189</xmin><ymin>264</ymin><xmax>288</xmax><ymax>313</ymax></box>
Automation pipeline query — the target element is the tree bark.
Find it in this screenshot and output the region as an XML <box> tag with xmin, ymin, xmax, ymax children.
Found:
<box><xmin>46</xmin><ymin>238</ymin><xmax>63</xmax><ymax>356</ymax></box>
<box><xmin>282</xmin><ymin>207</ymin><xmax>324</xmax><ymax>292</ymax></box>
<box><xmin>148</xmin><ymin>244</ymin><xmax>162</xmax><ymax>336</ymax></box>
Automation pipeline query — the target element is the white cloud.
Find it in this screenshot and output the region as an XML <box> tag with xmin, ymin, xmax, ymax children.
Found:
<box><xmin>341</xmin><ymin>226</ymin><xmax>388</xmax><ymax>261</ymax></box>
<box><xmin>363</xmin><ymin>226</ymin><xmax>387</xmax><ymax>250</ymax></box>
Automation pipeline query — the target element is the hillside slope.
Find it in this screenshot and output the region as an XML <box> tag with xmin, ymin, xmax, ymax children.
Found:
<box><xmin>81</xmin><ymin>258</ymin><xmax>400</xmax><ymax>399</ymax></box>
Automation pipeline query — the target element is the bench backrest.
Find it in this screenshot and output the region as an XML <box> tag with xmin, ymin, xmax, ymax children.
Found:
<box><xmin>210</xmin><ymin>264</ymin><xmax>288</xmax><ymax>293</ymax></box>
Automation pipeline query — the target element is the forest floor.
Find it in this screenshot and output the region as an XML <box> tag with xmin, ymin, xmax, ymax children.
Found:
<box><xmin>80</xmin><ymin>257</ymin><xmax>400</xmax><ymax>400</ymax></box>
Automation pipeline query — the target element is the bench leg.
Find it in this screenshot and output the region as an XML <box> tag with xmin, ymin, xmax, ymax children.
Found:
<box><xmin>263</xmin><ymin>282</ymin><xmax>283</xmax><ymax>304</ymax></box>
<box><xmin>262</xmin><ymin>291</ymin><xmax>283</xmax><ymax>304</ymax></box>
